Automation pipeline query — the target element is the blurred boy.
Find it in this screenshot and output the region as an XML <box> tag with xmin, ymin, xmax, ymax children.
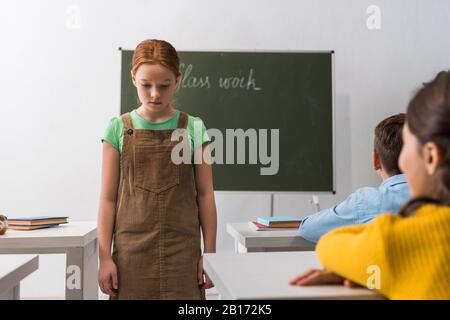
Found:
<box><xmin>300</xmin><ymin>113</ymin><xmax>410</xmax><ymax>243</ymax></box>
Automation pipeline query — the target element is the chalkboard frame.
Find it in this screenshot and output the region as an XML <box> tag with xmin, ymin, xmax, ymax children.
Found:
<box><xmin>118</xmin><ymin>48</ymin><xmax>336</xmax><ymax>194</ymax></box>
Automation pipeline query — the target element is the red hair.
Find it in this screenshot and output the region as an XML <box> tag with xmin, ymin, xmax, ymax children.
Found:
<box><xmin>131</xmin><ymin>39</ymin><xmax>181</xmax><ymax>80</ymax></box>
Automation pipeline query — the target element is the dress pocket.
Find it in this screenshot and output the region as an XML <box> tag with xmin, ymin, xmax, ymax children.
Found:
<box><xmin>134</xmin><ymin>145</ymin><xmax>179</xmax><ymax>193</ymax></box>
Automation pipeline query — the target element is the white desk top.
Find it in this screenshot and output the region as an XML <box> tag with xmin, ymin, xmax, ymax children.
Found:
<box><xmin>0</xmin><ymin>255</ymin><xmax>39</xmax><ymax>293</ymax></box>
<box><xmin>227</xmin><ymin>223</ymin><xmax>315</xmax><ymax>250</ymax></box>
<box><xmin>204</xmin><ymin>252</ymin><xmax>383</xmax><ymax>300</ymax></box>
<box><xmin>0</xmin><ymin>221</ymin><xmax>97</xmax><ymax>249</ymax></box>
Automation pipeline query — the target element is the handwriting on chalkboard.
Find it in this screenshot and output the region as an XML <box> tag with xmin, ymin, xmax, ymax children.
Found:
<box><xmin>180</xmin><ymin>63</ymin><xmax>262</xmax><ymax>91</ymax></box>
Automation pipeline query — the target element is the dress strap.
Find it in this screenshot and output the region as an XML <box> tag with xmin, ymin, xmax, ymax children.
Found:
<box><xmin>177</xmin><ymin>112</ymin><xmax>188</xmax><ymax>129</ymax></box>
<box><xmin>121</xmin><ymin>112</ymin><xmax>133</xmax><ymax>129</ymax></box>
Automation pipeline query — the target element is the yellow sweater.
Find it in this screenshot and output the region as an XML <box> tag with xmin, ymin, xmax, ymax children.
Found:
<box><xmin>316</xmin><ymin>204</ymin><xmax>450</xmax><ymax>300</ymax></box>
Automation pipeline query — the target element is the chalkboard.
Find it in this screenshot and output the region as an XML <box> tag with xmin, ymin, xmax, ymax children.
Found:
<box><xmin>120</xmin><ymin>50</ymin><xmax>334</xmax><ymax>192</ymax></box>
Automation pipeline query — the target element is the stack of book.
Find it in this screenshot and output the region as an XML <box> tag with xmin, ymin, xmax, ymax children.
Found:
<box><xmin>6</xmin><ymin>216</ymin><xmax>69</xmax><ymax>231</ymax></box>
<box><xmin>249</xmin><ymin>216</ymin><xmax>302</xmax><ymax>231</ymax></box>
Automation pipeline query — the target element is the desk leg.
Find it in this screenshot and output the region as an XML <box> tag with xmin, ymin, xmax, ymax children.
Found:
<box><xmin>65</xmin><ymin>239</ymin><xmax>99</xmax><ymax>300</ymax></box>
<box><xmin>235</xmin><ymin>241</ymin><xmax>248</xmax><ymax>253</ymax></box>
<box><xmin>0</xmin><ymin>285</ymin><xmax>20</xmax><ymax>300</ymax></box>
<box><xmin>13</xmin><ymin>285</ymin><xmax>20</xmax><ymax>300</ymax></box>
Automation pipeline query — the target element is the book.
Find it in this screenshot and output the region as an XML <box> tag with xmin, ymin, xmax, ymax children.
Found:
<box><xmin>6</xmin><ymin>216</ymin><xmax>68</xmax><ymax>226</ymax></box>
<box><xmin>248</xmin><ymin>221</ymin><xmax>299</xmax><ymax>231</ymax></box>
<box><xmin>256</xmin><ymin>216</ymin><xmax>301</xmax><ymax>228</ymax></box>
<box><xmin>7</xmin><ymin>223</ymin><xmax>66</xmax><ymax>231</ymax></box>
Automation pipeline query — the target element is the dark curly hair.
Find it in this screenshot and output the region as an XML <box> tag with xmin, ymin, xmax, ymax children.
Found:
<box><xmin>400</xmin><ymin>70</ymin><xmax>450</xmax><ymax>217</ymax></box>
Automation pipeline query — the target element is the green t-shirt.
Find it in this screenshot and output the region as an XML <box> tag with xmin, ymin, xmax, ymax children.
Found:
<box><xmin>102</xmin><ymin>109</ymin><xmax>210</xmax><ymax>153</ymax></box>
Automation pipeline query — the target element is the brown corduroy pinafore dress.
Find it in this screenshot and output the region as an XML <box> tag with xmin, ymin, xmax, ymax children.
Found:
<box><xmin>111</xmin><ymin>111</ymin><xmax>204</xmax><ymax>300</ymax></box>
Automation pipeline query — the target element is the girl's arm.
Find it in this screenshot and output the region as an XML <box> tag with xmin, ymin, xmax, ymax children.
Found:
<box><xmin>97</xmin><ymin>142</ymin><xmax>120</xmax><ymax>262</ymax></box>
<box><xmin>195</xmin><ymin>144</ymin><xmax>217</xmax><ymax>254</ymax></box>
<box><xmin>290</xmin><ymin>216</ymin><xmax>392</xmax><ymax>292</ymax></box>
<box><xmin>315</xmin><ymin>215</ymin><xmax>391</xmax><ymax>286</ymax></box>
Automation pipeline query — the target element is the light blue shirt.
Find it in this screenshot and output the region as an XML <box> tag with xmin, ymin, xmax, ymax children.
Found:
<box><xmin>299</xmin><ymin>174</ymin><xmax>410</xmax><ymax>243</ymax></box>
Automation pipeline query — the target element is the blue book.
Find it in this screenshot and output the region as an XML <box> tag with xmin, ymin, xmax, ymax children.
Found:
<box><xmin>257</xmin><ymin>216</ymin><xmax>301</xmax><ymax>227</ymax></box>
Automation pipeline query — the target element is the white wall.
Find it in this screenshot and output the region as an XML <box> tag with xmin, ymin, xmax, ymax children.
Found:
<box><xmin>0</xmin><ymin>0</ymin><xmax>449</xmax><ymax>299</ymax></box>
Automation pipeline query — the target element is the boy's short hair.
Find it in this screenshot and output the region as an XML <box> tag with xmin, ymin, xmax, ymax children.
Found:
<box><xmin>374</xmin><ymin>113</ymin><xmax>406</xmax><ymax>175</ymax></box>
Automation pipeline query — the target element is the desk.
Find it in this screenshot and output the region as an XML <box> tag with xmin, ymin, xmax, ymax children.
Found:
<box><xmin>0</xmin><ymin>221</ymin><xmax>98</xmax><ymax>300</ymax></box>
<box><xmin>227</xmin><ymin>223</ymin><xmax>315</xmax><ymax>252</ymax></box>
<box><xmin>0</xmin><ymin>255</ymin><xmax>39</xmax><ymax>300</ymax></box>
<box><xmin>203</xmin><ymin>251</ymin><xmax>383</xmax><ymax>300</ymax></box>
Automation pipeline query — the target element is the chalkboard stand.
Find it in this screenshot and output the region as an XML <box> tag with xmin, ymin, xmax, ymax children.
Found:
<box><xmin>270</xmin><ymin>193</ymin><xmax>274</xmax><ymax>217</ymax></box>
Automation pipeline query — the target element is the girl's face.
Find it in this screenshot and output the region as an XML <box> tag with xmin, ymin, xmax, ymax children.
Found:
<box><xmin>132</xmin><ymin>63</ymin><xmax>178</xmax><ymax>112</ymax></box>
<box><xmin>398</xmin><ymin>122</ymin><xmax>439</xmax><ymax>198</ymax></box>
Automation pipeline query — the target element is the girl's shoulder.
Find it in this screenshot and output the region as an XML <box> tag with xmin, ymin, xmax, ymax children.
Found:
<box><xmin>110</xmin><ymin>110</ymin><xmax>141</xmax><ymax>130</ymax></box>
<box><xmin>186</xmin><ymin>114</ymin><xmax>207</xmax><ymax>130</ymax></box>
<box><xmin>106</xmin><ymin>116</ymin><xmax>125</xmax><ymax>132</ymax></box>
<box><xmin>415</xmin><ymin>204</ymin><xmax>450</xmax><ymax>220</ymax></box>
<box><xmin>103</xmin><ymin>116</ymin><xmax>126</xmax><ymax>152</ymax></box>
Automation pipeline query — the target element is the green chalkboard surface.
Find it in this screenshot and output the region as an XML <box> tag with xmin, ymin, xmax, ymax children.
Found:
<box><xmin>120</xmin><ymin>50</ymin><xmax>334</xmax><ymax>192</ymax></box>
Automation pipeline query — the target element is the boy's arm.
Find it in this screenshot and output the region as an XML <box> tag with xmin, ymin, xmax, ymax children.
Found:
<box><xmin>299</xmin><ymin>191</ymin><xmax>363</xmax><ymax>243</ymax></box>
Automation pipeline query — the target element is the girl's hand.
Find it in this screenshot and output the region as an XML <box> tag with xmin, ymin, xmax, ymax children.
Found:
<box><xmin>289</xmin><ymin>268</ymin><xmax>352</xmax><ymax>286</ymax></box>
<box><xmin>98</xmin><ymin>258</ymin><xmax>119</xmax><ymax>297</ymax></box>
<box><xmin>197</xmin><ymin>256</ymin><xmax>214</xmax><ymax>290</ymax></box>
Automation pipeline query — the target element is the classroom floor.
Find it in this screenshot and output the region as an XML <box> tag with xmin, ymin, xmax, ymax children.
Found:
<box><xmin>22</xmin><ymin>288</ymin><xmax>220</xmax><ymax>300</ymax></box>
